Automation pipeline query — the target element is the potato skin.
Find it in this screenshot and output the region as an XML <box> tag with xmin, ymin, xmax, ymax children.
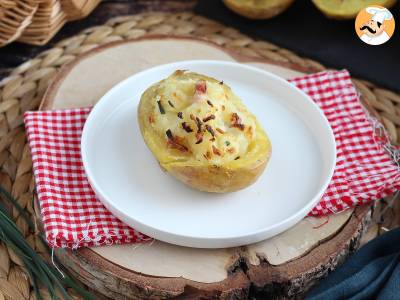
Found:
<box><xmin>138</xmin><ymin>71</ymin><xmax>271</xmax><ymax>193</ymax></box>
<box><xmin>164</xmin><ymin>147</ymin><xmax>270</xmax><ymax>193</ymax></box>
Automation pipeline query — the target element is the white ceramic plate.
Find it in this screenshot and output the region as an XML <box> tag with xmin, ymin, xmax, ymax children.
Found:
<box><xmin>81</xmin><ymin>60</ymin><xmax>336</xmax><ymax>248</ymax></box>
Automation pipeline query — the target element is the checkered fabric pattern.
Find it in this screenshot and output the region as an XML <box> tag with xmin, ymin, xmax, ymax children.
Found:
<box><xmin>24</xmin><ymin>70</ymin><xmax>400</xmax><ymax>248</ymax></box>
<box><xmin>24</xmin><ymin>108</ymin><xmax>150</xmax><ymax>248</ymax></box>
<box><xmin>290</xmin><ymin>70</ymin><xmax>400</xmax><ymax>216</ymax></box>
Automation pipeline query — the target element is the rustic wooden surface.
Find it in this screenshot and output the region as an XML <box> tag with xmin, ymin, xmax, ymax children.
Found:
<box><xmin>0</xmin><ymin>0</ymin><xmax>197</xmax><ymax>79</ymax></box>
<box><xmin>0</xmin><ymin>1</ymin><xmax>398</xmax><ymax>299</ymax></box>
<box><xmin>41</xmin><ymin>35</ymin><xmax>371</xmax><ymax>300</ymax></box>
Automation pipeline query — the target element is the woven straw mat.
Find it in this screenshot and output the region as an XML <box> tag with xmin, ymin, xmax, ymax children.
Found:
<box><xmin>0</xmin><ymin>12</ymin><xmax>399</xmax><ymax>300</ymax></box>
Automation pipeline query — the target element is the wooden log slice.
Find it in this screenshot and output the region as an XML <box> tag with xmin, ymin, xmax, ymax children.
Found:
<box><xmin>41</xmin><ymin>37</ymin><xmax>371</xmax><ymax>299</ymax></box>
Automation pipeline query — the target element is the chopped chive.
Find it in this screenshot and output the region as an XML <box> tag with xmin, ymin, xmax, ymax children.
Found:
<box><xmin>205</xmin><ymin>125</ymin><xmax>215</xmax><ymax>137</ymax></box>
<box><xmin>166</xmin><ymin>129</ymin><xmax>173</xmax><ymax>139</ymax></box>
<box><xmin>157</xmin><ymin>100</ymin><xmax>165</xmax><ymax>114</ymax></box>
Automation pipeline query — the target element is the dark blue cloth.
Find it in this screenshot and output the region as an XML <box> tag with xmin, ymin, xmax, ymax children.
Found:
<box><xmin>195</xmin><ymin>1</ymin><xmax>400</xmax><ymax>93</ymax></box>
<box><xmin>306</xmin><ymin>228</ymin><xmax>400</xmax><ymax>300</ymax></box>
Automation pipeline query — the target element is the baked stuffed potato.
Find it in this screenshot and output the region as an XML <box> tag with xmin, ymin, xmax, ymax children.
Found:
<box><xmin>138</xmin><ymin>70</ymin><xmax>271</xmax><ymax>193</ymax></box>
<box><xmin>312</xmin><ymin>0</ymin><xmax>397</xmax><ymax>20</ymax></box>
<box><xmin>223</xmin><ymin>0</ymin><xmax>295</xmax><ymax>20</ymax></box>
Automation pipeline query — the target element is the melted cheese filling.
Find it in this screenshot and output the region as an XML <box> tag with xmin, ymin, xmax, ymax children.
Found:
<box><xmin>149</xmin><ymin>72</ymin><xmax>257</xmax><ymax>164</ymax></box>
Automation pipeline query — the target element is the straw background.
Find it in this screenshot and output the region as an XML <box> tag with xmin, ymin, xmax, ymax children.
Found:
<box><xmin>0</xmin><ymin>4</ymin><xmax>399</xmax><ymax>299</ymax></box>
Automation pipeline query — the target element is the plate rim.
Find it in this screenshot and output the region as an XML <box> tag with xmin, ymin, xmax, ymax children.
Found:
<box><xmin>81</xmin><ymin>60</ymin><xmax>337</xmax><ymax>248</ymax></box>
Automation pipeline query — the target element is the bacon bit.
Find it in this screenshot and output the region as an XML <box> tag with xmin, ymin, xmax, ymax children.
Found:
<box><xmin>202</xmin><ymin>115</ymin><xmax>215</xmax><ymax>122</ymax></box>
<box><xmin>182</xmin><ymin>122</ymin><xmax>193</xmax><ymax>133</ymax></box>
<box><xmin>205</xmin><ymin>125</ymin><xmax>215</xmax><ymax>137</ymax></box>
<box><xmin>234</xmin><ymin>123</ymin><xmax>245</xmax><ymax>130</ymax></box>
<box><xmin>195</xmin><ymin>132</ymin><xmax>204</xmax><ymax>144</ymax></box>
<box><xmin>166</xmin><ymin>129</ymin><xmax>189</xmax><ymax>152</ymax></box>
<box><xmin>227</xmin><ymin>147</ymin><xmax>235</xmax><ymax>154</ymax></box>
<box><xmin>167</xmin><ymin>140</ymin><xmax>189</xmax><ymax>152</ymax></box>
<box><xmin>212</xmin><ymin>145</ymin><xmax>222</xmax><ymax>156</ymax></box>
<box><xmin>231</xmin><ymin>112</ymin><xmax>241</xmax><ymax>124</ymax></box>
<box><xmin>195</xmin><ymin>80</ymin><xmax>207</xmax><ymax>94</ymax></box>
<box><xmin>148</xmin><ymin>114</ymin><xmax>155</xmax><ymax>124</ymax></box>
<box><xmin>168</xmin><ymin>100</ymin><xmax>175</xmax><ymax>108</ymax></box>
<box><xmin>157</xmin><ymin>100</ymin><xmax>165</xmax><ymax>114</ymax></box>
<box><xmin>193</xmin><ymin>80</ymin><xmax>207</xmax><ymax>103</ymax></box>
<box><xmin>207</xmin><ymin>100</ymin><xmax>214</xmax><ymax>107</ymax></box>
<box><xmin>203</xmin><ymin>151</ymin><xmax>212</xmax><ymax>160</ymax></box>
<box><xmin>216</xmin><ymin>128</ymin><xmax>225</xmax><ymax>134</ymax></box>
<box><xmin>221</xmin><ymin>105</ymin><xmax>225</xmax><ymax>111</ymax></box>
<box><xmin>177</xmin><ymin>112</ymin><xmax>183</xmax><ymax>119</ymax></box>
<box><xmin>234</xmin><ymin>156</ymin><xmax>240</xmax><ymax>160</ymax></box>
<box><xmin>230</xmin><ymin>113</ymin><xmax>245</xmax><ymax>131</ymax></box>
<box><xmin>219</xmin><ymin>80</ymin><xmax>224</xmax><ymax>85</ymax></box>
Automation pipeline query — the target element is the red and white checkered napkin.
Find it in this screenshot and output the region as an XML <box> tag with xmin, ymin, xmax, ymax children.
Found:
<box><xmin>291</xmin><ymin>71</ymin><xmax>400</xmax><ymax>216</ymax></box>
<box><xmin>24</xmin><ymin>70</ymin><xmax>400</xmax><ymax>248</ymax></box>
<box><xmin>24</xmin><ymin>109</ymin><xmax>150</xmax><ymax>248</ymax></box>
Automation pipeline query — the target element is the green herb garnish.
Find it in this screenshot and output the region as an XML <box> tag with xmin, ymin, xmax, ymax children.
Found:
<box><xmin>0</xmin><ymin>186</ymin><xmax>95</xmax><ymax>300</ymax></box>
<box><xmin>157</xmin><ymin>100</ymin><xmax>165</xmax><ymax>114</ymax></box>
